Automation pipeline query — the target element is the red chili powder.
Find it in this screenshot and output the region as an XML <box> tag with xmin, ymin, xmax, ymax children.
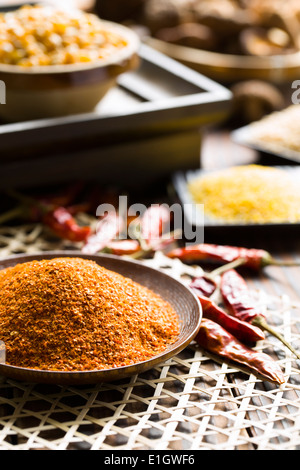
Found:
<box><xmin>0</xmin><ymin>257</ymin><xmax>180</xmax><ymax>371</ymax></box>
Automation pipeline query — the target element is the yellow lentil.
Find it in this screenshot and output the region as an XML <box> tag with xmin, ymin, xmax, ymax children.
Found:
<box><xmin>188</xmin><ymin>164</ymin><xmax>300</xmax><ymax>223</ymax></box>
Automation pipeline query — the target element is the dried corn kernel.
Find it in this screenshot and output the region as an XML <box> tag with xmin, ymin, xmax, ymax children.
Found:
<box><xmin>0</xmin><ymin>5</ymin><xmax>128</xmax><ymax>66</ymax></box>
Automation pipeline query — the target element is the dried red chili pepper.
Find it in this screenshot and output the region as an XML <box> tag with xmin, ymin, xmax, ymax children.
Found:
<box><xmin>220</xmin><ymin>269</ymin><xmax>260</xmax><ymax>323</ymax></box>
<box><xmin>190</xmin><ymin>276</ymin><xmax>217</xmax><ymax>298</ymax></box>
<box><xmin>82</xmin><ymin>212</ymin><xmax>123</xmax><ymax>254</ymax></box>
<box><xmin>190</xmin><ymin>257</ymin><xmax>248</xmax><ymax>298</ymax></box>
<box><xmin>196</xmin><ymin>318</ymin><xmax>285</xmax><ymax>385</ymax></box>
<box><xmin>167</xmin><ymin>243</ymin><xmax>300</xmax><ymax>270</ymax></box>
<box><xmin>195</xmin><ymin>294</ymin><xmax>265</xmax><ymax>344</ymax></box>
<box><xmin>43</xmin><ymin>207</ymin><xmax>91</xmax><ymax>242</ymax></box>
<box><xmin>105</xmin><ymin>239</ymin><xmax>141</xmax><ymax>256</ymax></box>
<box><xmin>5</xmin><ymin>188</ymin><xmax>92</xmax><ymax>242</ymax></box>
<box><xmin>141</xmin><ymin>204</ymin><xmax>171</xmax><ymax>249</ymax></box>
<box><xmin>154</xmin><ymin>230</ymin><xmax>181</xmax><ymax>250</ymax></box>
<box><xmin>221</xmin><ymin>269</ymin><xmax>300</xmax><ymax>360</ymax></box>
<box><xmin>65</xmin><ymin>203</ymin><xmax>92</xmax><ymax>216</ymax></box>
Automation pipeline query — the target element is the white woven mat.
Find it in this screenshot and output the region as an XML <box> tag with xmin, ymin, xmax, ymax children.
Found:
<box><xmin>0</xmin><ymin>224</ymin><xmax>300</xmax><ymax>450</ymax></box>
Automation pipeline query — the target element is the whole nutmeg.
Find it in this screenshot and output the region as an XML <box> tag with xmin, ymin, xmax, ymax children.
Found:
<box><xmin>142</xmin><ymin>0</ymin><xmax>183</xmax><ymax>34</ymax></box>
<box><xmin>240</xmin><ymin>27</ymin><xmax>296</xmax><ymax>56</ymax></box>
<box><xmin>230</xmin><ymin>80</ymin><xmax>285</xmax><ymax>124</ymax></box>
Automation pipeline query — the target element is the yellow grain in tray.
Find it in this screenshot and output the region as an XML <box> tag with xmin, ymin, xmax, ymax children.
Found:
<box><xmin>188</xmin><ymin>165</ymin><xmax>300</xmax><ymax>223</ymax></box>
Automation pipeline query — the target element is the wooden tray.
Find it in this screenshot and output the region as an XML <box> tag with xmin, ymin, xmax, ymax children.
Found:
<box><xmin>0</xmin><ymin>45</ymin><xmax>231</xmax><ymax>190</ymax></box>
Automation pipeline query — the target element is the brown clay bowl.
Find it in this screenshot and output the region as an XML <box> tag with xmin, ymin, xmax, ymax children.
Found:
<box><xmin>0</xmin><ymin>251</ymin><xmax>201</xmax><ymax>385</ymax></box>
<box><xmin>0</xmin><ymin>21</ymin><xmax>140</xmax><ymax>122</ymax></box>
<box><xmin>147</xmin><ymin>37</ymin><xmax>300</xmax><ymax>84</ymax></box>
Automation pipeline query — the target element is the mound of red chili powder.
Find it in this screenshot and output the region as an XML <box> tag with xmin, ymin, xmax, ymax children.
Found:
<box><xmin>0</xmin><ymin>257</ymin><xmax>180</xmax><ymax>371</ymax></box>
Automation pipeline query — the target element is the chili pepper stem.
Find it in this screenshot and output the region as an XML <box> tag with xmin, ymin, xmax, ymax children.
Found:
<box><xmin>0</xmin><ymin>205</ymin><xmax>24</xmax><ymax>225</ymax></box>
<box><xmin>268</xmin><ymin>258</ymin><xmax>300</xmax><ymax>267</ymax></box>
<box><xmin>6</xmin><ymin>189</ymin><xmax>51</xmax><ymax>213</ymax></box>
<box><xmin>208</xmin><ymin>257</ymin><xmax>247</xmax><ymax>279</ymax></box>
<box><xmin>252</xmin><ymin>315</ymin><xmax>300</xmax><ymax>360</ymax></box>
<box><xmin>128</xmin><ymin>249</ymin><xmax>148</xmax><ymax>260</ymax></box>
<box><xmin>128</xmin><ymin>221</ymin><xmax>149</xmax><ymax>252</ymax></box>
<box><xmin>129</xmin><ymin>228</ymin><xmax>182</xmax><ymax>259</ymax></box>
<box><xmin>6</xmin><ymin>189</ymin><xmax>38</xmax><ymax>205</ymax></box>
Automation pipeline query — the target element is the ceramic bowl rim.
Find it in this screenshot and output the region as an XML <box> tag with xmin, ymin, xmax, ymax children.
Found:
<box><xmin>0</xmin><ymin>20</ymin><xmax>140</xmax><ymax>75</ymax></box>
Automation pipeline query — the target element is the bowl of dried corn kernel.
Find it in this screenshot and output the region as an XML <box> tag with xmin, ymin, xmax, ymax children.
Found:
<box><xmin>0</xmin><ymin>4</ymin><xmax>140</xmax><ymax>121</ymax></box>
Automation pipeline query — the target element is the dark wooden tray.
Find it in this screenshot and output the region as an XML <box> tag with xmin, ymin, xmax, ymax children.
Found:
<box><xmin>0</xmin><ymin>44</ymin><xmax>231</xmax><ymax>190</ymax></box>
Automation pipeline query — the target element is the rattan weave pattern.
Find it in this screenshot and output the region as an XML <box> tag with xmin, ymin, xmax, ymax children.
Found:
<box><xmin>0</xmin><ymin>225</ymin><xmax>300</xmax><ymax>450</ymax></box>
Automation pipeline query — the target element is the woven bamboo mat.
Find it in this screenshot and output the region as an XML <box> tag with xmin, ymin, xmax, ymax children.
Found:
<box><xmin>0</xmin><ymin>224</ymin><xmax>300</xmax><ymax>450</ymax></box>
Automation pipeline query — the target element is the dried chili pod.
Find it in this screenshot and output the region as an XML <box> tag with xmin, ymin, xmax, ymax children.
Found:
<box><xmin>196</xmin><ymin>318</ymin><xmax>285</xmax><ymax>385</ymax></box>
<box><xmin>141</xmin><ymin>204</ymin><xmax>171</xmax><ymax>249</ymax></box>
<box><xmin>82</xmin><ymin>212</ymin><xmax>123</xmax><ymax>255</ymax></box>
<box><xmin>167</xmin><ymin>243</ymin><xmax>300</xmax><ymax>270</ymax></box>
<box><xmin>220</xmin><ymin>269</ymin><xmax>260</xmax><ymax>323</ymax></box>
<box><xmin>195</xmin><ymin>294</ymin><xmax>265</xmax><ymax>344</ymax></box>
<box><xmin>221</xmin><ymin>269</ymin><xmax>300</xmax><ymax>360</ymax></box>
<box><xmin>190</xmin><ymin>276</ymin><xmax>217</xmax><ymax>298</ymax></box>
<box><xmin>105</xmin><ymin>239</ymin><xmax>141</xmax><ymax>256</ymax></box>
<box><xmin>190</xmin><ymin>257</ymin><xmax>248</xmax><ymax>298</ymax></box>
<box><xmin>5</xmin><ymin>188</ymin><xmax>92</xmax><ymax>242</ymax></box>
<box><xmin>43</xmin><ymin>207</ymin><xmax>91</xmax><ymax>242</ymax></box>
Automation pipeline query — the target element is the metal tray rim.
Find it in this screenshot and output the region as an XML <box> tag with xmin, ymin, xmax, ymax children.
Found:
<box><xmin>231</xmin><ymin>125</ymin><xmax>300</xmax><ymax>165</ymax></box>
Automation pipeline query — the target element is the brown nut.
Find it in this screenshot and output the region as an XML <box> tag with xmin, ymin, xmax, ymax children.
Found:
<box><xmin>240</xmin><ymin>27</ymin><xmax>296</xmax><ymax>56</ymax></box>
<box><xmin>254</xmin><ymin>9</ymin><xmax>300</xmax><ymax>48</ymax></box>
<box><xmin>230</xmin><ymin>80</ymin><xmax>285</xmax><ymax>124</ymax></box>
<box><xmin>192</xmin><ymin>0</ymin><xmax>257</xmax><ymax>38</ymax></box>
<box><xmin>142</xmin><ymin>0</ymin><xmax>188</xmax><ymax>34</ymax></box>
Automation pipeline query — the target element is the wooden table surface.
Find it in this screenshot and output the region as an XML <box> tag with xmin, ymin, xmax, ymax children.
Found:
<box><xmin>0</xmin><ymin>128</ymin><xmax>300</xmax><ymax>451</ymax></box>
